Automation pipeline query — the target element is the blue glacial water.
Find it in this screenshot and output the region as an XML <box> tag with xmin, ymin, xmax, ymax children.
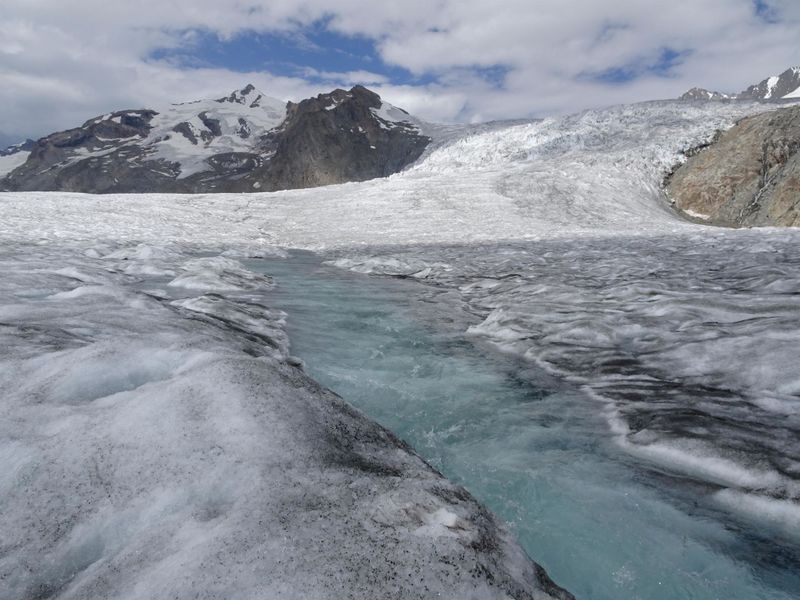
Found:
<box><xmin>251</xmin><ymin>251</ymin><xmax>800</xmax><ymax>600</ymax></box>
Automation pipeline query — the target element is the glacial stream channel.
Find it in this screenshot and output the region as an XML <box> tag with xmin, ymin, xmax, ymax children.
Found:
<box><xmin>249</xmin><ymin>251</ymin><xmax>799</xmax><ymax>600</ymax></box>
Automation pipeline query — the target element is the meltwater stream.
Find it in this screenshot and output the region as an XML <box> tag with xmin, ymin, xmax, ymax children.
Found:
<box><xmin>251</xmin><ymin>251</ymin><xmax>799</xmax><ymax>600</ymax></box>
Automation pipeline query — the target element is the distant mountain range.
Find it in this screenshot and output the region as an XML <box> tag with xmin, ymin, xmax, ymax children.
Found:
<box><xmin>680</xmin><ymin>66</ymin><xmax>800</xmax><ymax>101</ymax></box>
<box><xmin>3</xmin><ymin>67</ymin><xmax>800</xmax><ymax>196</ymax></box>
<box><xmin>0</xmin><ymin>85</ymin><xmax>431</xmax><ymax>194</ymax></box>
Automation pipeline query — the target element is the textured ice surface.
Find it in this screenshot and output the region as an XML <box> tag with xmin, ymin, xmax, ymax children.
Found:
<box><xmin>333</xmin><ymin>231</ymin><xmax>800</xmax><ymax>544</ymax></box>
<box><xmin>168</xmin><ymin>256</ymin><xmax>274</xmax><ymax>291</ymax></box>
<box><xmin>0</xmin><ymin>243</ymin><xmax>570</xmax><ymax>600</ymax></box>
<box><xmin>255</xmin><ymin>250</ymin><xmax>800</xmax><ymax>600</ymax></box>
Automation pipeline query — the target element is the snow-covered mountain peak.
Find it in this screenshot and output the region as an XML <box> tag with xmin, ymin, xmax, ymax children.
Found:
<box><xmin>149</xmin><ymin>85</ymin><xmax>287</xmax><ymax>138</ymax></box>
<box><xmin>370</xmin><ymin>100</ymin><xmax>418</xmax><ymax>131</ymax></box>
<box><xmin>215</xmin><ymin>83</ymin><xmax>279</xmax><ymax>109</ymax></box>
<box><xmin>679</xmin><ymin>87</ymin><xmax>731</xmax><ymax>101</ymax></box>
<box><xmin>139</xmin><ymin>87</ymin><xmax>287</xmax><ymax>178</ymax></box>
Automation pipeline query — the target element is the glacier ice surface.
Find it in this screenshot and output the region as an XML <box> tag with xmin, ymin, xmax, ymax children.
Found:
<box><xmin>0</xmin><ymin>243</ymin><xmax>568</xmax><ymax>599</ymax></box>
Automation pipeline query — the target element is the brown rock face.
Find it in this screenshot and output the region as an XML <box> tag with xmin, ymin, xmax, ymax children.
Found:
<box><xmin>666</xmin><ymin>106</ymin><xmax>800</xmax><ymax>227</ymax></box>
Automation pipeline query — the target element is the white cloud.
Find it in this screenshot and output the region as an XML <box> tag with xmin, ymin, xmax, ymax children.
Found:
<box><xmin>0</xmin><ymin>0</ymin><xmax>799</xmax><ymax>140</ymax></box>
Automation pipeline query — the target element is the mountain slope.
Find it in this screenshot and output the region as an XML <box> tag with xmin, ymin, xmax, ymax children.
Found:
<box><xmin>0</xmin><ymin>85</ymin><xmax>431</xmax><ymax>194</ymax></box>
<box><xmin>666</xmin><ymin>105</ymin><xmax>800</xmax><ymax>227</ymax></box>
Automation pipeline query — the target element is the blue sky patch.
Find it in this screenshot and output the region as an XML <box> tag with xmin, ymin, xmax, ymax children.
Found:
<box><xmin>581</xmin><ymin>47</ymin><xmax>691</xmax><ymax>85</ymax></box>
<box><xmin>473</xmin><ymin>65</ymin><xmax>511</xmax><ymax>88</ymax></box>
<box><xmin>753</xmin><ymin>0</ymin><xmax>780</xmax><ymax>23</ymax></box>
<box><xmin>149</xmin><ymin>23</ymin><xmax>439</xmax><ymax>86</ymax></box>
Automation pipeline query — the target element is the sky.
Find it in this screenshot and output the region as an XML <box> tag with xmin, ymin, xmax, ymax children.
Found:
<box><xmin>1</xmin><ymin>0</ymin><xmax>800</xmax><ymax>142</ymax></box>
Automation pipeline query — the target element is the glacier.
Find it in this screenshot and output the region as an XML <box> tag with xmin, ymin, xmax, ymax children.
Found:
<box><xmin>1</xmin><ymin>98</ymin><xmax>800</xmax><ymax>598</ymax></box>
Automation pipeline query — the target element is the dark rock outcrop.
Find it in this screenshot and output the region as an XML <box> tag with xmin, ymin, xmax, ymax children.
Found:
<box><xmin>234</xmin><ymin>85</ymin><xmax>429</xmax><ymax>192</ymax></box>
<box><xmin>666</xmin><ymin>106</ymin><xmax>800</xmax><ymax>227</ymax></box>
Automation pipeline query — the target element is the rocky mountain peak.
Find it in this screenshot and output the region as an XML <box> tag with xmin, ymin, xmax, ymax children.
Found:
<box><xmin>286</xmin><ymin>85</ymin><xmax>383</xmax><ymax>117</ymax></box>
<box><xmin>679</xmin><ymin>87</ymin><xmax>730</xmax><ymax>101</ymax></box>
<box><xmin>250</xmin><ymin>85</ymin><xmax>428</xmax><ymax>192</ymax></box>
<box><xmin>349</xmin><ymin>84</ymin><xmax>382</xmax><ymax>104</ymax></box>
<box><xmin>216</xmin><ymin>83</ymin><xmax>272</xmax><ymax>108</ymax></box>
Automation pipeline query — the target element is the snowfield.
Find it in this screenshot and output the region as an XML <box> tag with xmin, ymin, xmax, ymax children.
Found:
<box><xmin>2</xmin><ymin>98</ymin><xmax>800</xmax><ymax>599</ymax></box>
<box><xmin>0</xmin><ymin>150</ymin><xmax>30</xmax><ymax>178</ymax></box>
<box><xmin>332</xmin><ymin>231</ymin><xmax>800</xmax><ymax>542</ymax></box>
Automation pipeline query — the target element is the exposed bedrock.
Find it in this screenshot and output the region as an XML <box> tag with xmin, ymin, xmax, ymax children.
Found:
<box><xmin>666</xmin><ymin>106</ymin><xmax>800</xmax><ymax>227</ymax></box>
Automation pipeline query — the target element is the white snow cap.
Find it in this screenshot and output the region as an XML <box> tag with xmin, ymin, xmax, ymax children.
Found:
<box><xmin>144</xmin><ymin>86</ymin><xmax>287</xmax><ymax>178</ymax></box>
<box><xmin>370</xmin><ymin>100</ymin><xmax>421</xmax><ymax>132</ymax></box>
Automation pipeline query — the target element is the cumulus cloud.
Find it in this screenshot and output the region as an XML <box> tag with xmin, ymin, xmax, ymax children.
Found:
<box><xmin>1</xmin><ymin>0</ymin><xmax>799</xmax><ymax>139</ymax></box>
